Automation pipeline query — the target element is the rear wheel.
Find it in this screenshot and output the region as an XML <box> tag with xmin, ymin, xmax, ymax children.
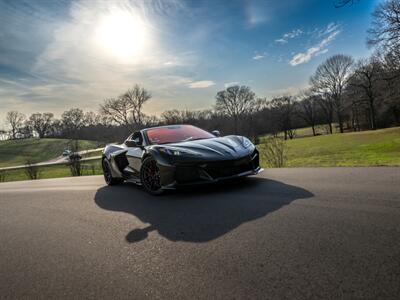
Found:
<box><xmin>140</xmin><ymin>156</ymin><xmax>164</xmax><ymax>195</ymax></box>
<box><xmin>102</xmin><ymin>159</ymin><xmax>123</xmax><ymax>185</ymax></box>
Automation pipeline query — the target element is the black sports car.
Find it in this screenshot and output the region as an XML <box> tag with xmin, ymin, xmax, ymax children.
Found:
<box><xmin>102</xmin><ymin>124</ymin><xmax>262</xmax><ymax>194</ymax></box>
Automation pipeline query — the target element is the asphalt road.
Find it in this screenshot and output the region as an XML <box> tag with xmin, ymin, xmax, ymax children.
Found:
<box><xmin>0</xmin><ymin>168</ymin><xmax>399</xmax><ymax>299</ymax></box>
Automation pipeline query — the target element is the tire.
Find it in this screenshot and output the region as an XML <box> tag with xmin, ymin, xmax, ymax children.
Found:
<box><xmin>140</xmin><ymin>156</ymin><xmax>164</xmax><ymax>195</ymax></box>
<box><xmin>102</xmin><ymin>159</ymin><xmax>124</xmax><ymax>186</ymax></box>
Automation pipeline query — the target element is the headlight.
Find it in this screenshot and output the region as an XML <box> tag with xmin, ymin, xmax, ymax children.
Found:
<box><xmin>159</xmin><ymin>147</ymin><xmax>200</xmax><ymax>156</ymax></box>
<box><xmin>159</xmin><ymin>148</ymin><xmax>182</xmax><ymax>156</ymax></box>
<box><xmin>242</xmin><ymin>137</ymin><xmax>253</xmax><ymax>148</ymax></box>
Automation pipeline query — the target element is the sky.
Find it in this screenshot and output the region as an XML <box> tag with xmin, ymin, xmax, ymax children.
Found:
<box><xmin>0</xmin><ymin>0</ymin><xmax>380</xmax><ymax>124</ymax></box>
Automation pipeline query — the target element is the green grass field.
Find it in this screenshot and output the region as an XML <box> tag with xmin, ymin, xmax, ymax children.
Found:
<box><xmin>259</xmin><ymin>124</ymin><xmax>340</xmax><ymax>142</ymax></box>
<box><xmin>0</xmin><ymin>159</ymin><xmax>102</xmax><ymax>182</ymax></box>
<box><xmin>0</xmin><ymin>138</ymin><xmax>103</xmax><ymax>168</ymax></box>
<box><xmin>81</xmin><ymin>149</ymin><xmax>103</xmax><ymax>159</ymax></box>
<box><xmin>259</xmin><ymin>127</ymin><xmax>400</xmax><ymax>167</ymax></box>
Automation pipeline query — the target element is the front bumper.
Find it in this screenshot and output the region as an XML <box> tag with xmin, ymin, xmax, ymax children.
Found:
<box><xmin>158</xmin><ymin>149</ymin><xmax>263</xmax><ymax>189</ymax></box>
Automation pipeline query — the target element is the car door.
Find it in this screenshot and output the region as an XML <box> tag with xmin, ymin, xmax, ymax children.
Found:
<box><xmin>125</xmin><ymin>132</ymin><xmax>145</xmax><ymax>175</ymax></box>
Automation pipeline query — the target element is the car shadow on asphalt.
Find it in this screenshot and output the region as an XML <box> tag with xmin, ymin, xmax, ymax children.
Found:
<box><xmin>94</xmin><ymin>177</ymin><xmax>314</xmax><ymax>243</ymax></box>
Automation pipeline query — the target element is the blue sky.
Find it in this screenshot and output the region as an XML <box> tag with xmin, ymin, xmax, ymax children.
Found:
<box><xmin>0</xmin><ymin>0</ymin><xmax>380</xmax><ymax>122</ymax></box>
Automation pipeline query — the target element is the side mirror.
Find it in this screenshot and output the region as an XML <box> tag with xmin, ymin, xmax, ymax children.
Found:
<box><xmin>212</xmin><ymin>130</ymin><xmax>221</xmax><ymax>137</ymax></box>
<box><xmin>125</xmin><ymin>140</ymin><xmax>138</xmax><ymax>147</ymax></box>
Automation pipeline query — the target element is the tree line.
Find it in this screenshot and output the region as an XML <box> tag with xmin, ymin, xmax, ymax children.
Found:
<box><xmin>2</xmin><ymin>0</ymin><xmax>400</xmax><ymax>143</ymax></box>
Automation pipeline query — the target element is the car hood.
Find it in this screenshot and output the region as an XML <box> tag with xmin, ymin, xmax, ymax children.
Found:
<box><xmin>154</xmin><ymin>136</ymin><xmax>254</xmax><ymax>161</ymax></box>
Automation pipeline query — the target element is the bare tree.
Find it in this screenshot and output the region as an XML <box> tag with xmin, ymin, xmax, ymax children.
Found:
<box><xmin>270</xmin><ymin>96</ymin><xmax>297</xmax><ymax>140</ymax></box>
<box><xmin>160</xmin><ymin>109</ymin><xmax>209</xmax><ymax>126</ymax></box>
<box><xmin>6</xmin><ymin>111</ymin><xmax>25</xmax><ymax>139</ymax></box>
<box><xmin>24</xmin><ymin>160</ymin><xmax>40</xmax><ymax>180</ymax></box>
<box><xmin>83</xmin><ymin>111</ymin><xmax>100</xmax><ymax>126</ymax></box>
<box><xmin>343</xmin><ymin>84</ymin><xmax>366</xmax><ymax>131</ymax></box>
<box><xmin>160</xmin><ymin>109</ymin><xmax>220</xmax><ymax>133</ymax></box>
<box><xmin>28</xmin><ymin>113</ymin><xmax>54</xmax><ymax>138</ymax></box>
<box><xmin>314</xmin><ymin>94</ymin><xmax>335</xmax><ymax>134</ymax></box>
<box><xmin>67</xmin><ymin>139</ymin><xmax>82</xmax><ymax>176</ymax></box>
<box><xmin>61</xmin><ymin>108</ymin><xmax>85</xmax><ymax>138</ymax></box>
<box><xmin>244</xmin><ymin>97</ymin><xmax>268</xmax><ymax>140</ymax></box>
<box><xmin>379</xmin><ymin>48</ymin><xmax>400</xmax><ymax>80</ymax></box>
<box><xmin>100</xmin><ymin>84</ymin><xmax>151</xmax><ymax>130</ymax></box>
<box><xmin>122</xmin><ymin>84</ymin><xmax>151</xmax><ymax>126</ymax></box>
<box><xmin>68</xmin><ymin>156</ymin><xmax>82</xmax><ymax>176</ymax></box>
<box><xmin>100</xmin><ymin>97</ymin><xmax>133</xmax><ymax>129</ymax></box>
<box><xmin>366</xmin><ymin>0</ymin><xmax>400</xmax><ymax>126</ymax></box>
<box><xmin>141</xmin><ymin>115</ymin><xmax>159</xmax><ymax>127</ymax></box>
<box><xmin>215</xmin><ymin>85</ymin><xmax>256</xmax><ymax>134</ymax></box>
<box><xmin>310</xmin><ymin>54</ymin><xmax>354</xmax><ymax>133</ymax></box>
<box><xmin>368</xmin><ymin>0</ymin><xmax>400</xmax><ymax>50</ymax></box>
<box><xmin>0</xmin><ymin>170</ymin><xmax>6</xmax><ymax>182</ymax></box>
<box><xmin>383</xmin><ymin>80</ymin><xmax>400</xmax><ymax>125</ymax></box>
<box><xmin>48</xmin><ymin>119</ymin><xmax>63</xmax><ymax>137</ymax></box>
<box><xmin>349</xmin><ymin>58</ymin><xmax>382</xmax><ymax>129</ymax></box>
<box><xmin>376</xmin><ymin>57</ymin><xmax>400</xmax><ymax>125</ymax></box>
<box><xmin>296</xmin><ymin>91</ymin><xmax>320</xmax><ymax>136</ymax></box>
<box><xmin>19</xmin><ymin>123</ymin><xmax>33</xmax><ymax>138</ymax></box>
<box><xmin>161</xmin><ymin>109</ymin><xmax>183</xmax><ymax>124</ymax></box>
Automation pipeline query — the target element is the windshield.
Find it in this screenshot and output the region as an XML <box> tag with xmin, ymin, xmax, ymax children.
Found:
<box><xmin>145</xmin><ymin>125</ymin><xmax>215</xmax><ymax>145</ymax></box>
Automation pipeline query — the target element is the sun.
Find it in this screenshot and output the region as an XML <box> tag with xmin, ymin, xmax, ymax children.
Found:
<box><xmin>95</xmin><ymin>9</ymin><xmax>148</xmax><ymax>62</ymax></box>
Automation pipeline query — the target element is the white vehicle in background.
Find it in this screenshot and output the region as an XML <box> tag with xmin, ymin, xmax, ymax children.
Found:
<box><xmin>62</xmin><ymin>149</ymin><xmax>72</xmax><ymax>157</ymax></box>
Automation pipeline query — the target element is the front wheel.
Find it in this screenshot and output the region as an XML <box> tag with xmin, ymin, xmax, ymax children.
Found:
<box><xmin>140</xmin><ymin>157</ymin><xmax>164</xmax><ymax>195</ymax></box>
<box><xmin>102</xmin><ymin>159</ymin><xmax>124</xmax><ymax>186</ymax></box>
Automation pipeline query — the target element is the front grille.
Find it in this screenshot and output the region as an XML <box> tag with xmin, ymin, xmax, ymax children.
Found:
<box><xmin>175</xmin><ymin>166</ymin><xmax>201</xmax><ymax>183</ymax></box>
<box><xmin>204</xmin><ymin>156</ymin><xmax>253</xmax><ymax>179</ymax></box>
<box><xmin>174</xmin><ymin>150</ymin><xmax>259</xmax><ymax>184</ymax></box>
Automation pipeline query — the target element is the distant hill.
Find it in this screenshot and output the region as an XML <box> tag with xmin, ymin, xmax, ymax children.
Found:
<box><xmin>0</xmin><ymin>138</ymin><xmax>102</xmax><ymax>168</ymax></box>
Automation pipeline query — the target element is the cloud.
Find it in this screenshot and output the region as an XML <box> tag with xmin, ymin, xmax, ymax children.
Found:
<box><xmin>275</xmin><ymin>38</ymin><xmax>287</xmax><ymax>44</ymax></box>
<box><xmin>252</xmin><ymin>50</ymin><xmax>267</xmax><ymax>60</ymax></box>
<box><xmin>187</xmin><ymin>80</ymin><xmax>215</xmax><ymax>89</ymax></box>
<box><xmin>252</xmin><ymin>53</ymin><xmax>266</xmax><ymax>60</ymax></box>
<box><xmin>266</xmin><ymin>83</ymin><xmax>309</xmax><ymax>97</ymax></box>
<box><xmin>224</xmin><ymin>82</ymin><xmax>239</xmax><ymax>88</ymax></box>
<box><xmin>275</xmin><ymin>29</ymin><xmax>303</xmax><ymax>44</ymax></box>
<box><xmin>323</xmin><ymin>22</ymin><xmax>340</xmax><ymax>35</ymax></box>
<box><xmin>289</xmin><ymin>23</ymin><xmax>341</xmax><ymax>66</ymax></box>
<box><xmin>253</xmin><ymin>54</ymin><xmax>264</xmax><ymax>60</ymax></box>
<box><xmin>33</xmin><ymin>1</ymin><xmax>193</xmax><ymax>80</ymax></box>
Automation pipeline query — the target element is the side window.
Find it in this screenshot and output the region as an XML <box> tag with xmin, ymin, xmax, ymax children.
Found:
<box><xmin>132</xmin><ymin>132</ymin><xmax>143</xmax><ymax>145</ymax></box>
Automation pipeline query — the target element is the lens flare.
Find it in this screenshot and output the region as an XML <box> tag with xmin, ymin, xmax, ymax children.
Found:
<box><xmin>95</xmin><ymin>9</ymin><xmax>147</xmax><ymax>62</ymax></box>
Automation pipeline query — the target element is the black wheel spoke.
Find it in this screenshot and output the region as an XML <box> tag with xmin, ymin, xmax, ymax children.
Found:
<box><xmin>142</xmin><ymin>159</ymin><xmax>161</xmax><ymax>192</ymax></box>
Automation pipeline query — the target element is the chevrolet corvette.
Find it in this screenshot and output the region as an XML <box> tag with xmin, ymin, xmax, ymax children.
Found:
<box><xmin>102</xmin><ymin>124</ymin><xmax>262</xmax><ymax>194</ymax></box>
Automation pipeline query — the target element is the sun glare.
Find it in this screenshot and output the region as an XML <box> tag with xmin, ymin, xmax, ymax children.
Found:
<box><xmin>95</xmin><ymin>9</ymin><xmax>147</xmax><ymax>62</ymax></box>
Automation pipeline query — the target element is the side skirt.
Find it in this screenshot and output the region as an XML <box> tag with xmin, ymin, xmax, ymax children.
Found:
<box><xmin>121</xmin><ymin>167</ymin><xmax>142</xmax><ymax>185</ymax></box>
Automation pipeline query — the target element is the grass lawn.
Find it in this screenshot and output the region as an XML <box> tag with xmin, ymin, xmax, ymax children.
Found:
<box><xmin>0</xmin><ymin>159</ymin><xmax>102</xmax><ymax>182</ymax></box>
<box><xmin>0</xmin><ymin>138</ymin><xmax>103</xmax><ymax>168</ymax></box>
<box><xmin>259</xmin><ymin>127</ymin><xmax>400</xmax><ymax>167</ymax></box>
<box><xmin>81</xmin><ymin>149</ymin><xmax>103</xmax><ymax>159</ymax></box>
<box><xmin>259</xmin><ymin>123</ymin><xmax>340</xmax><ymax>142</ymax></box>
